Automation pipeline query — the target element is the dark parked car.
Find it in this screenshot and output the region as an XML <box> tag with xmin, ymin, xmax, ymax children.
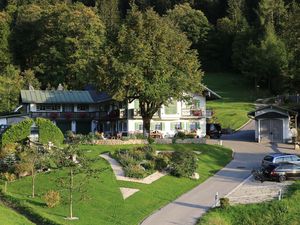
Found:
<box><xmin>262</xmin><ymin>163</ymin><xmax>300</xmax><ymax>182</ymax></box>
<box><xmin>206</xmin><ymin>123</ymin><xmax>221</xmax><ymax>139</ymax></box>
<box><xmin>261</xmin><ymin>153</ymin><xmax>300</xmax><ymax>168</ymax></box>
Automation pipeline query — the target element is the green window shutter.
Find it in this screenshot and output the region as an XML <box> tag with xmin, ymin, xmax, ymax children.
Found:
<box><xmin>135</xmin><ymin>122</ymin><xmax>139</xmax><ymax>130</ymax></box>
<box><xmin>180</xmin><ymin>122</ymin><xmax>184</xmax><ymax>130</ymax></box>
<box><xmin>193</xmin><ymin>100</ymin><xmax>201</xmax><ymax>108</ymax></box>
<box><xmin>150</xmin><ymin>122</ymin><xmax>154</xmax><ymax>130</ymax></box>
<box><xmin>196</xmin><ymin>122</ymin><xmax>200</xmax><ymax>129</ymax></box>
<box><xmin>161</xmin><ymin>122</ymin><xmax>165</xmax><ymax>131</ymax></box>
<box><xmin>165</xmin><ymin>101</ymin><xmax>177</xmax><ymax>114</ymax></box>
<box><xmin>186</xmin><ymin>122</ymin><xmax>190</xmax><ymax>131</ymax></box>
<box><xmin>134</xmin><ymin>100</ymin><xmax>139</xmax><ymax>109</ymax></box>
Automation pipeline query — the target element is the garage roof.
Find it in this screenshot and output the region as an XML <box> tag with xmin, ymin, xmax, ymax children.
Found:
<box><xmin>248</xmin><ymin>105</ymin><xmax>298</xmax><ymax>119</ymax></box>
<box><xmin>21</xmin><ymin>90</ymin><xmax>94</xmax><ymax>104</ymax></box>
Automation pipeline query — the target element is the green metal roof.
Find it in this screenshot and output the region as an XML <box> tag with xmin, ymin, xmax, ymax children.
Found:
<box><xmin>21</xmin><ymin>90</ymin><xmax>94</xmax><ymax>104</ymax></box>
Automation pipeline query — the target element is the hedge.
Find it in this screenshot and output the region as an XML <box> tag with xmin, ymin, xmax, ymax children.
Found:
<box><xmin>35</xmin><ymin>118</ymin><xmax>64</xmax><ymax>146</ymax></box>
<box><xmin>1</xmin><ymin>118</ymin><xmax>64</xmax><ymax>147</ymax></box>
<box><xmin>1</xmin><ymin>119</ymin><xmax>33</xmax><ymax>147</ymax></box>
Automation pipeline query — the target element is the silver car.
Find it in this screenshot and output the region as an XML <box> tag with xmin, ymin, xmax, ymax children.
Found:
<box><xmin>261</xmin><ymin>153</ymin><xmax>300</xmax><ymax>168</ymax></box>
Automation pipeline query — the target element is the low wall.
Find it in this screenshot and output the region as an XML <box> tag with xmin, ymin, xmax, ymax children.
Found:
<box><xmin>95</xmin><ymin>139</ymin><xmax>148</xmax><ymax>145</ymax></box>
<box><xmin>95</xmin><ymin>138</ymin><xmax>206</xmax><ymax>145</ymax></box>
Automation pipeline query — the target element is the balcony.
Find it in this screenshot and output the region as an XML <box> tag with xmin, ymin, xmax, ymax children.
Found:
<box><xmin>30</xmin><ymin>112</ymin><xmax>99</xmax><ymax>120</ymax></box>
<box><xmin>99</xmin><ymin>109</ymin><xmax>127</xmax><ymax>120</ymax></box>
<box><xmin>181</xmin><ymin>109</ymin><xmax>203</xmax><ymax>118</ymax></box>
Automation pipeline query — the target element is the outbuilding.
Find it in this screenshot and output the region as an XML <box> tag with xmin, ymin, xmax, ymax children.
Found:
<box><xmin>248</xmin><ymin>105</ymin><xmax>298</xmax><ymax>143</ymax></box>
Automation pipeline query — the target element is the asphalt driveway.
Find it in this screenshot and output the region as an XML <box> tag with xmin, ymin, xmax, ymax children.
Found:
<box><xmin>141</xmin><ymin>121</ymin><xmax>294</xmax><ymax>225</ymax></box>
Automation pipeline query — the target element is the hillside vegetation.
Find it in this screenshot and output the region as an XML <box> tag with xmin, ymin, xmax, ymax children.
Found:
<box><xmin>204</xmin><ymin>73</ymin><xmax>255</xmax><ymax>130</ymax></box>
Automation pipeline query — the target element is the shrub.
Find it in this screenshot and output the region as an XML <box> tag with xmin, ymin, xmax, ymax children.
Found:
<box><xmin>44</xmin><ymin>190</ymin><xmax>60</xmax><ymax>208</ymax></box>
<box><xmin>170</xmin><ymin>151</ymin><xmax>197</xmax><ymax>177</ymax></box>
<box><xmin>1</xmin><ymin>119</ymin><xmax>33</xmax><ymax>146</ymax></box>
<box><xmin>175</xmin><ymin>131</ymin><xmax>186</xmax><ymax>139</ymax></box>
<box><xmin>155</xmin><ymin>155</ymin><xmax>170</xmax><ymax>171</ymax></box>
<box><xmin>220</xmin><ymin>197</ymin><xmax>230</xmax><ymax>209</ymax></box>
<box><xmin>140</xmin><ymin>160</ymin><xmax>155</xmax><ymax>171</ymax></box>
<box><xmin>35</xmin><ymin>118</ymin><xmax>64</xmax><ymax>146</ymax></box>
<box><xmin>148</xmin><ymin>137</ymin><xmax>155</xmax><ymax>144</ymax></box>
<box><xmin>124</xmin><ymin>165</ymin><xmax>146</xmax><ymax>178</ymax></box>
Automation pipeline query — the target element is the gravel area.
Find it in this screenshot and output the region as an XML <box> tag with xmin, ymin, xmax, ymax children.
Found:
<box><xmin>227</xmin><ymin>176</ymin><xmax>293</xmax><ymax>205</ymax></box>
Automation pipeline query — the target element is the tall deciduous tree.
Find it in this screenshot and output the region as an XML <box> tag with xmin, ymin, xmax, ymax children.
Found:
<box><xmin>282</xmin><ymin>2</ymin><xmax>300</xmax><ymax>92</ymax></box>
<box><xmin>0</xmin><ymin>12</ymin><xmax>12</xmax><ymax>72</ymax></box>
<box><xmin>96</xmin><ymin>7</ymin><xmax>203</xmax><ymax>135</ymax></box>
<box><xmin>0</xmin><ymin>65</ymin><xmax>22</xmax><ymax>112</ymax></box>
<box><xmin>96</xmin><ymin>0</ymin><xmax>120</xmax><ymax>29</ymax></box>
<box><xmin>166</xmin><ymin>3</ymin><xmax>211</xmax><ymax>47</ymax></box>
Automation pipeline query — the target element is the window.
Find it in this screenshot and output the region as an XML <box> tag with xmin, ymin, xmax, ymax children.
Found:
<box><xmin>193</xmin><ymin>100</ymin><xmax>201</xmax><ymax>109</ymax></box>
<box><xmin>134</xmin><ymin>100</ymin><xmax>139</xmax><ymax>109</ymax></box>
<box><xmin>171</xmin><ymin>122</ymin><xmax>182</xmax><ymax>130</ymax></box>
<box><xmin>165</xmin><ymin>101</ymin><xmax>177</xmax><ymax>114</ymax></box>
<box><xmin>36</xmin><ymin>104</ymin><xmax>60</xmax><ymax>111</ymax></box>
<box><xmin>77</xmin><ymin>104</ymin><xmax>89</xmax><ymax>111</ymax></box>
<box><xmin>135</xmin><ymin>122</ymin><xmax>143</xmax><ymax>131</ymax></box>
<box><xmin>155</xmin><ymin>123</ymin><xmax>162</xmax><ymax>131</ymax></box>
<box><xmin>63</xmin><ymin>105</ymin><xmax>73</xmax><ymax>112</ymax></box>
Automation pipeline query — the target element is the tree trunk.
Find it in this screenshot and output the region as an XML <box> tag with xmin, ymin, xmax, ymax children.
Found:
<box><xmin>69</xmin><ymin>168</ymin><xmax>74</xmax><ymax>219</ymax></box>
<box><xmin>31</xmin><ymin>168</ymin><xmax>35</xmax><ymax>198</ymax></box>
<box><xmin>142</xmin><ymin>116</ymin><xmax>151</xmax><ymax>137</ymax></box>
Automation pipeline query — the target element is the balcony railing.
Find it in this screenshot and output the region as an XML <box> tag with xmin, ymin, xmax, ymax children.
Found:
<box><xmin>99</xmin><ymin>109</ymin><xmax>127</xmax><ymax>120</ymax></box>
<box><xmin>30</xmin><ymin>112</ymin><xmax>99</xmax><ymax>120</ymax></box>
<box><xmin>181</xmin><ymin>109</ymin><xmax>203</xmax><ymax>117</ymax></box>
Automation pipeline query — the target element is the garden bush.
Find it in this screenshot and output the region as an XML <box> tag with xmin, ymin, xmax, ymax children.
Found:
<box><xmin>170</xmin><ymin>151</ymin><xmax>197</xmax><ymax>177</ymax></box>
<box><xmin>124</xmin><ymin>165</ymin><xmax>146</xmax><ymax>178</ymax></box>
<box><xmin>35</xmin><ymin>118</ymin><xmax>64</xmax><ymax>146</ymax></box>
<box><xmin>220</xmin><ymin>197</ymin><xmax>230</xmax><ymax>209</ymax></box>
<box><xmin>1</xmin><ymin>119</ymin><xmax>33</xmax><ymax>146</ymax></box>
<box><xmin>155</xmin><ymin>155</ymin><xmax>170</xmax><ymax>171</ymax></box>
<box><xmin>44</xmin><ymin>190</ymin><xmax>60</xmax><ymax>208</ymax></box>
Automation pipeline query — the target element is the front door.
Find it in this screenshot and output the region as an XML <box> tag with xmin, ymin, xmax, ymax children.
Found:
<box><xmin>260</xmin><ymin>119</ymin><xmax>283</xmax><ymax>143</ymax></box>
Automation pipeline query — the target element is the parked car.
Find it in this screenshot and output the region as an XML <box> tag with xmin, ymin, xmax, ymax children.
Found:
<box><xmin>262</xmin><ymin>163</ymin><xmax>300</xmax><ymax>182</ymax></box>
<box><xmin>206</xmin><ymin>123</ymin><xmax>222</xmax><ymax>139</ymax></box>
<box><xmin>261</xmin><ymin>153</ymin><xmax>300</xmax><ymax>168</ymax></box>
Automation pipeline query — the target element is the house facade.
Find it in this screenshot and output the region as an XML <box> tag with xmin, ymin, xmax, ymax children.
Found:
<box><xmin>0</xmin><ymin>87</ymin><xmax>220</xmax><ymax>138</ymax></box>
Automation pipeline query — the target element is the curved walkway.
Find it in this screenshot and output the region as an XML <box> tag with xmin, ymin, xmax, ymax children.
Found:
<box><xmin>141</xmin><ymin>121</ymin><xmax>294</xmax><ymax>225</ymax></box>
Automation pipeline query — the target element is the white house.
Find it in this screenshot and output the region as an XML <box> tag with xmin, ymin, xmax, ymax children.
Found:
<box><xmin>97</xmin><ymin>87</ymin><xmax>220</xmax><ymax>138</ymax></box>
<box><xmin>0</xmin><ymin>86</ymin><xmax>220</xmax><ymax>138</ymax></box>
<box><xmin>248</xmin><ymin>105</ymin><xmax>298</xmax><ymax>143</ymax></box>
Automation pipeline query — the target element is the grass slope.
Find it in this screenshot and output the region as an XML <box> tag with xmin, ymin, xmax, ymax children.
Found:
<box><xmin>0</xmin><ymin>203</ymin><xmax>34</xmax><ymax>225</ymax></box>
<box><xmin>2</xmin><ymin>144</ymin><xmax>232</xmax><ymax>225</ymax></box>
<box><xmin>198</xmin><ymin>181</ymin><xmax>300</xmax><ymax>225</ymax></box>
<box><xmin>204</xmin><ymin>73</ymin><xmax>255</xmax><ymax>130</ymax></box>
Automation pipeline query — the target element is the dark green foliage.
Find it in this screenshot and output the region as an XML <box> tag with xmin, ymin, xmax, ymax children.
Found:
<box><xmin>170</xmin><ymin>151</ymin><xmax>197</xmax><ymax>177</ymax></box>
<box><xmin>1</xmin><ymin>119</ymin><xmax>33</xmax><ymax>146</ymax></box>
<box><xmin>124</xmin><ymin>165</ymin><xmax>146</xmax><ymax>179</ymax></box>
<box><xmin>35</xmin><ymin>118</ymin><xmax>64</xmax><ymax>146</ymax></box>
<box><xmin>97</xmin><ymin>7</ymin><xmax>203</xmax><ymax>135</ymax></box>
<box><xmin>155</xmin><ymin>154</ymin><xmax>170</xmax><ymax>171</ymax></box>
<box><xmin>220</xmin><ymin>197</ymin><xmax>230</xmax><ymax>209</ymax></box>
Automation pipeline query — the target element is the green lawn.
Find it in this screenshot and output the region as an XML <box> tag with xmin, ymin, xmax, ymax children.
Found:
<box><xmin>198</xmin><ymin>181</ymin><xmax>300</xmax><ymax>225</ymax></box>
<box><xmin>204</xmin><ymin>73</ymin><xmax>255</xmax><ymax>130</ymax></box>
<box><xmin>0</xmin><ymin>203</ymin><xmax>34</xmax><ymax>225</ymax></box>
<box><xmin>1</xmin><ymin>144</ymin><xmax>232</xmax><ymax>225</ymax></box>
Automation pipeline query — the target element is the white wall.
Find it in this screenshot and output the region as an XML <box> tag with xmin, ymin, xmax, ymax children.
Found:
<box><xmin>0</xmin><ymin>118</ymin><xmax>7</xmax><ymax>125</ymax></box>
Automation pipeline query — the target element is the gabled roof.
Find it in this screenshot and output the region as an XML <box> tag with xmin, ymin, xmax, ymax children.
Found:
<box><xmin>21</xmin><ymin>90</ymin><xmax>94</xmax><ymax>104</ymax></box>
<box><xmin>248</xmin><ymin>105</ymin><xmax>298</xmax><ymax>119</ymax></box>
<box><xmin>201</xmin><ymin>84</ymin><xmax>222</xmax><ymax>100</ymax></box>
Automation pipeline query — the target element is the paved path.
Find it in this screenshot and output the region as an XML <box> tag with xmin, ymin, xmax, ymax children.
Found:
<box><xmin>141</xmin><ymin>121</ymin><xmax>297</xmax><ymax>225</ymax></box>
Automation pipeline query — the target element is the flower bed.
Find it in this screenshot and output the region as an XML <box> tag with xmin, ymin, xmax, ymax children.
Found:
<box><xmin>111</xmin><ymin>146</ymin><xmax>198</xmax><ymax>179</ymax></box>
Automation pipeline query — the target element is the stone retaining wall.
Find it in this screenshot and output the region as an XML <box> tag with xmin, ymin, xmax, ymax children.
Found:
<box><xmin>95</xmin><ymin>138</ymin><xmax>206</xmax><ymax>145</ymax></box>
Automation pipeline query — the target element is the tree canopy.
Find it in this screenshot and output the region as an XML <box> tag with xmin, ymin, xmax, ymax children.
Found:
<box><xmin>96</xmin><ymin>7</ymin><xmax>203</xmax><ymax>134</ymax></box>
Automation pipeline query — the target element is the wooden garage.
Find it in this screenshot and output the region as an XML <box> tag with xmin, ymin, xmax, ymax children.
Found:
<box><xmin>248</xmin><ymin>105</ymin><xmax>298</xmax><ymax>143</ymax></box>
